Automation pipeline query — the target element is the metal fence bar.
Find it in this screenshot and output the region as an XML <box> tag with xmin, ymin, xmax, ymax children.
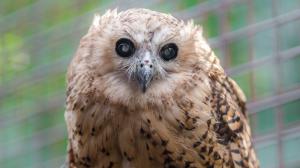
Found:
<box><xmin>245</xmin><ymin>0</ymin><xmax>259</xmax><ymax>148</ymax></box>
<box><xmin>247</xmin><ymin>86</ymin><xmax>300</xmax><ymax>114</ymax></box>
<box><xmin>246</xmin><ymin>0</ymin><xmax>256</xmax><ymax>101</ymax></box>
<box><xmin>209</xmin><ymin>9</ymin><xmax>300</xmax><ymax>48</ymax></box>
<box><xmin>254</xmin><ymin>123</ymin><xmax>300</xmax><ymax>145</ymax></box>
<box><xmin>227</xmin><ymin>45</ymin><xmax>300</xmax><ymax>76</ymax></box>
<box><xmin>271</xmin><ymin>0</ymin><xmax>284</xmax><ymax>166</ymax></box>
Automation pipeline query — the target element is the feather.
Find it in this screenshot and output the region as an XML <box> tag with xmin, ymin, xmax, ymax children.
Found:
<box><xmin>64</xmin><ymin>8</ymin><xmax>259</xmax><ymax>168</ymax></box>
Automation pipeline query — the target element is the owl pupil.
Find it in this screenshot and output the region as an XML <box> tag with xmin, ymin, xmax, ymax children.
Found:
<box><xmin>164</xmin><ymin>48</ymin><xmax>171</xmax><ymax>55</ymax></box>
<box><xmin>116</xmin><ymin>38</ymin><xmax>135</xmax><ymax>57</ymax></box>
<box><xmin>160</xmin><ymin>43</ymin><xmax>178</xmax><ymax>61</ymax></box>
<box><xmin>122</xmin><ymin>44</ymin><xmax>130</xmax><ymax>52</ymax></box>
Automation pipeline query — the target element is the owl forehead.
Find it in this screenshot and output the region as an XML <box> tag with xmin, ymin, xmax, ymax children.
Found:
<box><xmin>118</xmin><ymin>10</ymin><xmax>179</xmax><ymax>45</ymax></box>
<box><xmin>123</xmin><ymin>24</ymin><xmax>175</xmax><ymax>46</ymax></box>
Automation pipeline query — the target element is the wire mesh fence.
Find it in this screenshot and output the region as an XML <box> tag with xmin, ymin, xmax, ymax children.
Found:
<box><xmin>0</xmin><ymin>0</ymin><xmax>300</xmax><ymax>167</ymax></box>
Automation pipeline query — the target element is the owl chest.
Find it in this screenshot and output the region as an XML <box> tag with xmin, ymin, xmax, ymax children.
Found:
<box><xmin>67</xmin><ymin>87</ymin><xmax>220</xmax><ymax>168</ymax></box>
<box><xmin>70</xmin><ymin>98</ymin><xmax>212</xmax><ymax>168</ymax></box>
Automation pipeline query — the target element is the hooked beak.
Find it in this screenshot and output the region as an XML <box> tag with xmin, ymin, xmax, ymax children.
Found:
<box><xmin>136</xmin><ymin>58</ymin><xmax>154</xmax><ymax>93</ymax></box>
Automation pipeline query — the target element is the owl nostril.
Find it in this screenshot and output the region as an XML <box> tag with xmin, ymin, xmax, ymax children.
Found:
<box><xmin>140</xmin><ymin>63</ymin><xmax>153</xmax><ymax>68</ymax></box>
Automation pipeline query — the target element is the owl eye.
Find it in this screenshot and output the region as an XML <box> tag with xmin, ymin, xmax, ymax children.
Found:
<box><xmin>115</xmin><ymin>38</ymin><xmax>135</xmax><ymax>57</ymax></box>
<box><xmin>159</xmin><ymin>43</ymin><xmax>178</xmax><ymax>61</ymax></box>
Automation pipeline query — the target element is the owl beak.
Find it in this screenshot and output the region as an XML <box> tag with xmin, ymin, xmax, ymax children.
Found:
<box><xmin>136</xmin><ymin>57</ymin><xmax>154</xmax><ymax>93</ymax></box>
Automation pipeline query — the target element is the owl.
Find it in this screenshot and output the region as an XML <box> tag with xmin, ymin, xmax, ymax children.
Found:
<box><xmin>64</xmin><ymin>8</ymin><xmax>259</xmax><ymax>168</ymax></box>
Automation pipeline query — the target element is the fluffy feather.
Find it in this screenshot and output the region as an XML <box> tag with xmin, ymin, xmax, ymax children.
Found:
<box><xmin>64</xmin><ymin>8</ymin><xmax>259</xmax><ymax>168</ymax></box>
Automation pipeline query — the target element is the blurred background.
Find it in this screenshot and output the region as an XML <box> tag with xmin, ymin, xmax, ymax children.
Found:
<box><xmin>0</xmin><ymin>0</ymin><xmax>300</xmax><ymax>167</ymax></box>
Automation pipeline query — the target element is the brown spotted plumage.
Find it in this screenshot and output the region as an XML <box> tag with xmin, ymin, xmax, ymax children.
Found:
<box><xmin>64</xmin><ymin>8</ymin><xmax>259</xmax><ymax>168</ymax></box>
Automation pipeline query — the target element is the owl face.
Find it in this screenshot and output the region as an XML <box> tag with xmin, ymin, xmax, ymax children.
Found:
<box><xmin>105</xmin><ymin>9</ymin><xmax>185</xmax><ymax>93</ymax></box>
<box><xmin>77</xmin><ymin>9</ymin><xmax>211</xmax><ymax>103</ymax></box>
<box><xmin>113</xmin><ymin>27</ymin><xmax>179</xmax><ymax>92</ymax></box>
<box><xmin>115</xmin><ymin>32</ymin><xmax>178</xmax><ymax>92</ymax></box>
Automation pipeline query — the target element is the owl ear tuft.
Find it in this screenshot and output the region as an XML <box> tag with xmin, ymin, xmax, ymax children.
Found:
<box><xmin>187</xmin><ymin>20</ymin><xmax>203</xmax><ymax>35</ymax></box>
<box><xmin>88</xmin><ymin>14</ymin><xmax>101</xmax><ymax>32</ymax></box>
<box><xmin>92</xmin><ymin>14</ymin><xmax>101</xmax><ymax>28</ymax></box>
<box><xmin>89</xmin><ymin>9</ymin><xmax>118</xmax><ymax>32</ymax></box>
<box><xmin>180</xmin><ymin>19</ymin><xmax>203</xmax><ymax>41</ymax></box>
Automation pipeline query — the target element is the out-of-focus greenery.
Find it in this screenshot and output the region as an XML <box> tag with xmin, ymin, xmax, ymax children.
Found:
<box><xmin>1</xmin><ymin>0</ymin><xmax>300</xmax><ymax>167</ymax></box>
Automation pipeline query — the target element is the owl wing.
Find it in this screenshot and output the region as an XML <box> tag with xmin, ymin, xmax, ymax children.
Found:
<box><xmin>207</xmin><ymin>71</ymin><xmax>259</xmax><ymax>168</ymax></box>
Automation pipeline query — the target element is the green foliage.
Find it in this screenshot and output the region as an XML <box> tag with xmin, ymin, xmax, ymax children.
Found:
<box><xmin>278</xmin><ymin>0</ymin><xmax>300</xmax><ymax>15</ymax></box>
<box><xmin>0</xmin><ymin>0</ymin><xmax>39</xmax><ymax>16</ymax></box>
<box><xmin>0</xmin><ymin>33</ymin><xmax>30</xmax><ymax>82</ymax></box>
<box><xmin>252</xmin><ymin>28</ymin><xmax>275</xmax><ymax>59</ymax></box>
<box><xmin>281</xmin><ymin>55</ymin><xmax>300</xmax><ymax>90</ymax></box>
<box><xmin>201</xmin><ymin>12</ymin><xmax>220</xmax><ymax>38</ymax></box>
<box><xmin>280</xmin><ymin>20</ymin><xmax>300</xmax><ymax>50</ymax></box>
<box><xmin>180</xmin><ymin>0</ymin><xmax>203</xmax><ymax>9</ymax></box>
<box><xmin>256</xmin><ymin>142</ymin><xmax>278</xmax><ymax>168</ymax></box>
<box><xmin>250</xmin><ymin>108</ymin><xmax>276</xmax><ymax>135</ymax></box>
<box><xmin>229</xmin><ymin>38</ymin><xmax>249</xmax><ymax>67</ymax></box>
<box><xmin>282</xmin><ymin>99</ymin><xmax>300</xmax><ymax>126</ymax></box>
<box><xmin>227</xmin><ymin>2</ymin><xmax>248</xmax><ymax>30</ymax></box>
<box><xmin>253</xmin><ymin>0</ymin><xmax>272</xmax><ymax>22</ymax></box>
<box><xmin>283</xmin><ymin>136</ymin><xmax>300</xmax><ymax>167</ymax></box>
<box><xmin>232</xmin><ymin>73</ymin><xmax>251</xmax><ymax>100</ymax></box>
<box><xmin>253</xmin><ymin>63</ymin><xmax>275</xmax><ymax>98</ymax></box>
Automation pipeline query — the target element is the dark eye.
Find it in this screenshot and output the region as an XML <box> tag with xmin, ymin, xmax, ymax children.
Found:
<box><xmin>115</xmin><ymin>38</ymin><xmax>135</xmax><ymax>57</ymax></box>
<box><xmin>159</xmin><ymin>43</ymin><xmax>178</xmax><ymax>61</ymax></box>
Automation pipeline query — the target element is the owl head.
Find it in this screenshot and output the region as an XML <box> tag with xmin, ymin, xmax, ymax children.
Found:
<box><xmin>69</xmin><ymin>8</ymin><xmax>218</xmax><ymax>106</ymax></box>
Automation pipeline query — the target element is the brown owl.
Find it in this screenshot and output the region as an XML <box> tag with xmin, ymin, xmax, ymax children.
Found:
<box><xmin>64</xmin><ymin>8</ymin><xmax>259</xmax><ymax>168</ymax></box>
